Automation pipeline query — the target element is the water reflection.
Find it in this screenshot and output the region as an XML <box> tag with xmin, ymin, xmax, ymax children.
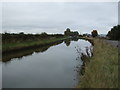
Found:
<box><xmin>2</xmin><ymin>38</ymin><xmax>92</xmax><ymax>88</ymax></box>
<box><xmin>2</xmin><ymin>40</ymin><xmax>63</xmax><ymax>62</ymax></box>
<box><xmin>64</xmin><ymin>38</ymin><xmax>79</xmax><ymax>46</ymax></box>
<box><xmin>64</xmin><ymin>39</ymin><xmax>71</xmax><ymax>46</ymax></box>
<box><xmin>2</xmin><ymin>38</ymin><xmax>80</xmax><ymax>63</ymax></box>
<box><xmin>75</xmin><ymin>44</ymin><xmax>93</xmax><ymax>76</ymax></box>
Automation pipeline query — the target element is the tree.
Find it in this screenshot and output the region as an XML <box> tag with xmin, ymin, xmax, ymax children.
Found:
<box><xmin>41</xmin><ymin>32</ymin><xmax>47</xmax><ymax>35</ymax></box>
<box><xmin>64</xmin><ymin>28</ymin><xmax>79</xmax><ymax>37</ymax></box>
<box><xmin>73</xmin><ymin>31</ymin><xmax>79</xmax><ymax>36</ymax></box>
<box><xmin>41</xmin><ymin>32</ymin><xmax>48</xmax><ymax>37</ymax></box>
<box><xmin>91</xmin><ymin>30</ymin><xmax>98</xmax><ymax>37</ymax></box>
<box><xmin>19</xmin><ymin>32</ymin><xmax>24</xmax><ymax>34</ymax></box>
<box><xmin>64</xmin><ymin>28</ymin><xmax>71</xmax><ymax>36</ymax></box>
<box><xmin>107</xmin><ymin>25</ymin><xmax>120</xmax><ymax>40</ymax></box>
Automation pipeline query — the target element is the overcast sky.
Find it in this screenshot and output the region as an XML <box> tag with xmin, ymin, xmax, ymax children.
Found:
<box><xmin>2</xmin><ymin>2</ymin><xmax>118</xmax><ymax>34</ymax></box>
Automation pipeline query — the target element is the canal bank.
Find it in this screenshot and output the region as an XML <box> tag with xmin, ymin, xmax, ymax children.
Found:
<box><xmin>77</xmin><ymin>38</ymin><xmax>118</xmax><ymax>88</ymax></box>
<box><xmin>2</xmin><ymin>37</ymin><xmax>67</xmax><ymax>53</ymax></box>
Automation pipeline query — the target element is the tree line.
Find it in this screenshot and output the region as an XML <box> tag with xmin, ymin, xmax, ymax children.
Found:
<box><xmin>2</xmin><ymin>28</ymin><xmax>99</xmax><ymax>44</ymax></box>
<box><xmin>2</xmin><ymin>32</ymin><xmax>64</xmax><ymax>44</ymax></box>
<box><xmin>4</xmin><ymin>24</ymin><xmax>120</xmax><ymax>44</ymax></box>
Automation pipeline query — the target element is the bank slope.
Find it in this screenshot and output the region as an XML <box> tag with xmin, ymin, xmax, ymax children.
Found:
<box><xmin>78</xmin><ymin>38</ymin><xmax>118</xmax><ymax>88</ymax></box>
<box><xmin>3</xmin><ymin>37</ymin><xmax>66</xmax><ymax>53</ymax></box>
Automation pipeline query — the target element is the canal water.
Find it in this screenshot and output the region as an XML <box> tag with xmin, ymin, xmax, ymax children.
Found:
<box><xmin>2</xmin><ymin>39</ymin><xmax>92</xmax><ymax>88</ymax></box>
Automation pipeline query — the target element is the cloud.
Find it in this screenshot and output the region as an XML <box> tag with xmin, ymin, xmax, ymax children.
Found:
<box><xmin>2</xmin><ymin>2</ymin><xmax>118</xmax><ymax>34</ymax></box>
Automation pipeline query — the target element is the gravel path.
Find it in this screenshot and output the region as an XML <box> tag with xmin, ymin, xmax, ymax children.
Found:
<box><xmin>105</xmin><ymin>40</ymin><xmax>120</xmax><ymax>50</ymax></box>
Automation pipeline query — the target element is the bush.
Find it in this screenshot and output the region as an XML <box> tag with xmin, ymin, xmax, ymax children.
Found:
<box><xmin>91</xmin><ymin>30</ymin><xmax>98</xmax><ymax>37</ymax></box>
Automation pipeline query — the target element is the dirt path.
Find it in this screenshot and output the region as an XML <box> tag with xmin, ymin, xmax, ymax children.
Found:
<box><xmin>105</xmin><ymin>40</ymin><xmax>119</xmax><ymax>50</ymax></box>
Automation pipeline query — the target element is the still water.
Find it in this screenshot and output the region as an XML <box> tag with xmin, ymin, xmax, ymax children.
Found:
<box><xmin>2</xmin><ymin>39</ymin><xmax>92</xmax><ymax>88</ymax></box>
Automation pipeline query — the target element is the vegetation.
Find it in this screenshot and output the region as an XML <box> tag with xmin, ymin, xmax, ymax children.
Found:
<box><xmin>77</xmin><ymin>38</ymin><xmax>118</xmax><ymax>88</ymax></box>
<box><xmin>2</xmin><ymin>28</ymin><xmax>119</xmax><ymax>88</ymax></box>
<box><xmin>3</xmin><ymin>32</ymin><xmax>64</xmax><ymax>44</ymax></box>
<box><xmin>82</xmin><ymin>33</ymin><xmax>91</xmax><ymax>37</ymax></box>
<box><xmin>2</xmin><ymin>32</ymin><xmax>66</xmax><ymax>52</ymax></box>
<box><xmin>3</xmin><ymin>40</ymin><xmax>64</xmax><ymax>62</ymax></box>
<box><xmin>64</xmin><ymin>38</ymin><xmax>79</xmax><ymax>46</ymax></box>
<box><xmin>64</xmin><ymin>28</ymin><xmax>79</xmax><ymax>37</ymax></box>
<box><xmin>107</xmin><ymin>25</ymin><xmax>120</xmax><ymax>40</ymax></box>
<box><xmin>91</xmin><ymin>30</ymin><xmax>98</xmax><ymax>37</ymax></box>
<box><xmin>3</xmin><ymin>38</ymin><xmax>79</xmax><ymax>62</ymax></box>
<box><xmin>2</xmin><ymin>28</ymin><xmax>81</xmax><ymax>53</ymax></box>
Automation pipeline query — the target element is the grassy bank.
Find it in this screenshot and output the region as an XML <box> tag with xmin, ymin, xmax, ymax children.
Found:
<box><xmin>3</xmin><ymin>37</ymin><xmax>66</xmax><ymax>53</ymax></box>
<box><xmin>77</xmin><ymin>38</ymin><xmax>118</xmax><ymax>88</ymax></box>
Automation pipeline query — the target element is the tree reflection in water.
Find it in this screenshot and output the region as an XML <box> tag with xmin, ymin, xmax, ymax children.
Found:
<box><xmin>2</xmin><ymin>40</ymin><xmax>64</xmax><ymax>62</ymax></box>
<box><xmin>64</xmin><ymin>38</ymin><xmax>79</xmax><ymax>46</ymax></box>
<box><xmin>2</xmin><ymin>38</ymin><xmax>82</xmax><ymax>63</ymax></box>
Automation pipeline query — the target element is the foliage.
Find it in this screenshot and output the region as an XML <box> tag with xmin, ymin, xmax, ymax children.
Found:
<box><xmin>19</xmin><ymin>32</ymin><xmax>24</xmax><ymax>34</ymax></box>
<box><xmin>3</xmin><ymin>36</ymin><xmax>66</xmax><ymax>52</ymax></box>
<box><xmin>107</xmin><ymin>25</ymin><xmax>120</xmax><ymax>40</ymax></box>
<box><xmin>71</xmin><ymin>31</ymin><xmax>79</xmax><ymax>36</ymax></box>
<box><xmin>64</xmin><ymin>28</ymin><xmax>79</xmax><ymax>36</ymax></box>
<box><xmin>83</xmin><ymin>33</ymin><xmax>91</xmax><ymax>37</ymax></box>
<box><xmin>64</xmin><ymin>28</ymin><xmax>71</xmax><ymax>36</ymax></box>
<box><xmin>91</xmin><ymin>30</ymin><xmax>98</xmax><ymax>37</ymax></box>
<box><xmin>2</xmin><ymin>32</ymin><xmax>64</xmax><ymax>44</ymax></box>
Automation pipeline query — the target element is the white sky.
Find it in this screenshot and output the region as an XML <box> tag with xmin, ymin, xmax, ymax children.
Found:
<box><xmin>1</xmin><ymin>2</ymin><xmax>118</xmax><ymax>34</ymax></box>
<box><xmin>1</xmin><ymin>0</ymin><xmax>119</xmax><ymax>2</ymax></box>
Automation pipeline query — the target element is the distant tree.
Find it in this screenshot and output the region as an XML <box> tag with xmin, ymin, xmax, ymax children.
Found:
<box><xmin>66</xmin><ymin>28</ymin><xmax>71</xmax><ymax>32</ymax></box>
<box><xmin>64</xmin><ymin>28</ymin><xmax>79</xmax><ymax>37</ymax></box>
<box><xmin>79</xmin><ymin>34</ymin><xmax>83</xmax><ymax>37</ymax></box>
<box><xmin>40</xmin><ymin>32</ymin><xmax>48</xmax><ymax>37</ymax></box>
<box><xmin>91</xmin><ymin>30</ymin><xmax>98</xmax><ymax>37</ymax></box>
<box><xmin>64</xmin><ymin>28</ymin><xmax>71</xmax><ymax>36</ymax></box>
<box><xmin>83</xmin><ymin>34</ymin><xmax>87</xmax><ymax>37</ymax></box>
<box><xmin>83</xmin><ymin>33</ymin><xmax>91</xmax><ymax>37</ymax></box>
<box><xmin>4</xmin><ymin>31</ymin><xmax>10</xmax><ymax>35</ymax></box>
<box><xmin>107</xmin><ymin>25</ymin><xmax>120</xmax><ymax>40</ymax></box>
<box><xmin>41</xmin><ymin>32</ymin><xmax>47</xmax><ymax>35</ymax></box>
<box><xmin>73</xmin><ymin>31</ymin><xmax>79</xmax><ymax>36</ymax></box>
<box><xmin>19</xmin><ymin>32</ymin><xmax>24</xmax><ymax>34</ymax></box>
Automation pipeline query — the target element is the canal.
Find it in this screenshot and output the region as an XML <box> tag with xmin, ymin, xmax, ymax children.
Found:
<box><xmin>2</xmin><ymin>39</ymin><xmax>92</xmax><ymax>88</ymax></box>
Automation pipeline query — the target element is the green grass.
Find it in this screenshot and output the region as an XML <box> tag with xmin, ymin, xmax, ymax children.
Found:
<box><xmin>3</xmin><ymin>37</ymin><xmax>66</xmax><ymax>52</ymax></box>
<box><xmin>77</xmin><ymin>38</ymin><xmax>118</xmax><ymax>88</ymax></box>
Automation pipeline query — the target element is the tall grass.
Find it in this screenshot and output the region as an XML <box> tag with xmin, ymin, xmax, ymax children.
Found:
<box><xmin>77</xmin><ymin>38</ymin><xmax>118</xmax><ymax>88</ymax></box>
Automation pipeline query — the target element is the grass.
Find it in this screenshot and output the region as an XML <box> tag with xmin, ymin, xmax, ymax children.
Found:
<box><xmin>77</xmin><ymin>38</ymin><xmax>118</xmax><ymax>88</ymax></box>
<box><xmin>3</xmin><ymin>37</ymin><xmax>66</xmax><ymax>52</ymax></box>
